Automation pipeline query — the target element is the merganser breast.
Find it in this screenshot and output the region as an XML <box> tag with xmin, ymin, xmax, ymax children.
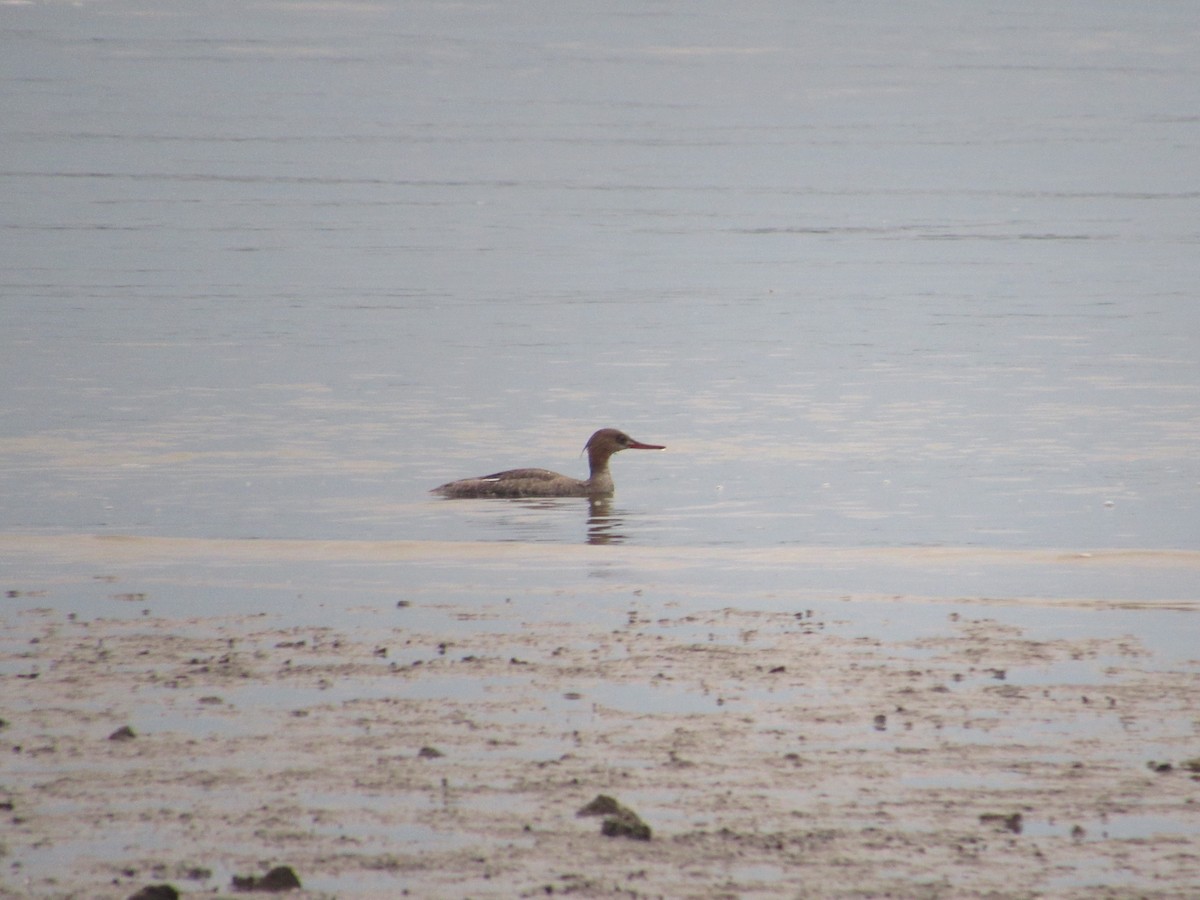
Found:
<box><xmin>432</xmin><ymin>428</ymin><xmax>665</xmax><ymax>499</ymax></box>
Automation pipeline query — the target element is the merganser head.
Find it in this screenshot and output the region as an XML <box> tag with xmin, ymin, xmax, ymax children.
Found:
<box><xmin>583</xmin><ymin>428</ymin><xmax>666</xmax><ymax>467</ymax></box>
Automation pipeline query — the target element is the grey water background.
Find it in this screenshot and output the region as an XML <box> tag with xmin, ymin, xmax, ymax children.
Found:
<box><xmin>3</xmin><ymin>1</ymin><xmax>1199</xmax><ymax>557</ymax></box>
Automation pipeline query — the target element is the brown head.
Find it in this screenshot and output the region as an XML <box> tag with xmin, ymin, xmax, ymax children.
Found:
<box><xmin>583</xmin><ymin>428</ymin><xmax>665</xmax><ymax>476</ymax></box>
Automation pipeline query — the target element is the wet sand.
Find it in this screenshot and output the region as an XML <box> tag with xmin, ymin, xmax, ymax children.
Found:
<box><xmin>2</xmin><ymin>538</ymin><xmax>1199</xmax><ymax>898</ymax></box>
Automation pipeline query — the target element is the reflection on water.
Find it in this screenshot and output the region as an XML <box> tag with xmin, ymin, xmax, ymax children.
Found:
<box><xmin>586</xmin><ymin>497</ymin><xmax>626</xmax><ymax>546</ymax></box>
<box><xmin>436</xmin><ymin>496</ymin><xmax>641</xmax><ymax>546</ymax></box>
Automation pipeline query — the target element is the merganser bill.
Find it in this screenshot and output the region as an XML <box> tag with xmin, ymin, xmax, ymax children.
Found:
<box><xmin>432</xmin><ymin>428</ymin><xmax>666</xmax><ymax>499</ymax></box>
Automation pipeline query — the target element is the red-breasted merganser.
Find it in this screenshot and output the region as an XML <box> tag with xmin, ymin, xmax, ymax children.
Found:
<box><xmin>432</xmin><ymin>428</ymin><xmax>665</xmax><ymax>499</ymax></box>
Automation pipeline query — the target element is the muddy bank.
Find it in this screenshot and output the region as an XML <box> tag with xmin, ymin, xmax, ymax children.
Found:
<box><xmin>2</xmin><ymin>582</ymin><xmax>1198</xmax><ymax>898</ymax></box>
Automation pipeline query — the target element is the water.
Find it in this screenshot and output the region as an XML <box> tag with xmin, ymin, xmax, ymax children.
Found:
<box><xmin>2</xmin><ymin>4</ymin><xmax>1198</xmax><ymax>566</ymax></box>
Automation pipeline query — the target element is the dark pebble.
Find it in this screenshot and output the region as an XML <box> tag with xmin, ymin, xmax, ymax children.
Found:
<box><xmin>576</xmin><ymin>794</ymin><xmax>651</xmax><ymax>841</ymax></box>
<box><xmin>576</xmin><ymin>794</ymin><xmax>622</xmax><ymax>817</ymax></box>
<box><xmin>231</xmin><ymin>865</ymin><xmax>302</xmax><ymax>892</ymax></box>
<box><xmin>600</xmin><ymin>810</ymin><xmax>652</xmax><ymax>841</ymax></box>
<box><xmin>127</xmin><ymin>886</ymin><xmax>178</xmax><ymax>900</ymax></box>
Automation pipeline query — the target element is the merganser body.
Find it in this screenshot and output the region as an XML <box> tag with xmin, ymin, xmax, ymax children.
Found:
<box><xmin>432</xmin><ymin>428</ymin><xmax>665</xmax><ymax>499</ymax></box>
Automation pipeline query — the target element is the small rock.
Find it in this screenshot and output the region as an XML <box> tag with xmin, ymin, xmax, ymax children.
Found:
<box><xmin>600</xmin><ymin>810</ymin><xmax>652</xmax><ymax>841</ymax></box>
<box><xmin>577</xmin><ymin>794</ymin><xmax>651</xmax><ymax>841</ymax></box>
<box><xmin>418</xmin><ymin>746</ymin><xmax>443</xmax><ymax>759</ymax></box>
<box><xmin>576</xmin><ymin>794</ymin><xmax>623</xmax><ymax>817</ymax></box>
<box><xmin>108</xmin><ymin>725</ymin><xmax>136</xmax><ymax>742</ymax></box>
<box><xmin>127</xmin><ymin>886</ymin><xmax>178</xmax><ymax>900</ymax></box>
<box><xmin>231</xmin><ymin>864</ymin><xmax>302</xmax><ymax>892</ymax></box>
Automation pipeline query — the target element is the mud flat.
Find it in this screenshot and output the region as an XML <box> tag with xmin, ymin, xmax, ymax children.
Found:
<box><xmin>2</xmin><ymin>538</ymin><xmax>1199</xmax><ymax>898</ymax></box>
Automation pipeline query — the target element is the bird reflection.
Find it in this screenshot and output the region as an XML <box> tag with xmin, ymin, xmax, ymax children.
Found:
<box><xmin>586</xmin><ymin>497</ymin><xmax>628</xmax><ymax>545</ymax></box>
<box><xmin>468</xmin><ymin>496</ymin><xmax>635</xmax><ymax>544</ymax></box>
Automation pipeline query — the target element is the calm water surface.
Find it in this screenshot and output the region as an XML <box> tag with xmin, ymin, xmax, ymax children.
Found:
<box><xmin>2</xmin><ymin>3</ymin><xmax>1198</xmax><ymax>574</ymax></box>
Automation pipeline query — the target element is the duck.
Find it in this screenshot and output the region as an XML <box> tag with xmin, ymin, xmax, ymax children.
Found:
<box><xmin>432</xmin><ymin>427</ymin><xmax>665</xmax><ymax>498</ymax></box>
